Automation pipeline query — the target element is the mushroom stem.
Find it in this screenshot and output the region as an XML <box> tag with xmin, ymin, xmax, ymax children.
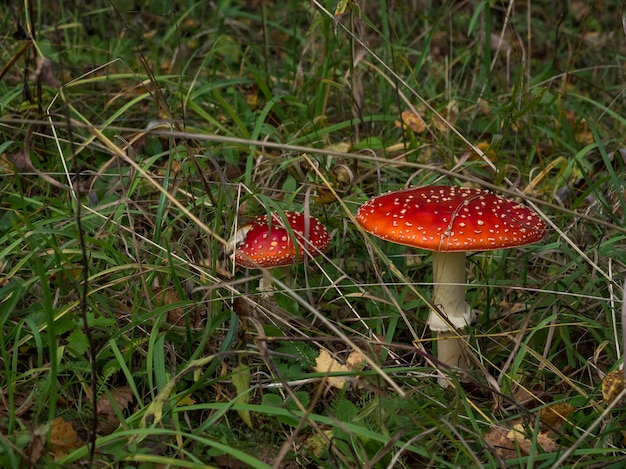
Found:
<box><xmin>428</xmin><ymin>251</ymin><xmax>475</xmax><ymax>383</ymax></box>
<box><xmin>258</xmin><ymin>266</ymin><xmax>291</xmax><ymax>296</ymax></box>
<box><xmin>436</xmin><ymin>330</ymin><xmax>467</xmax><ymax>375</ymax></box>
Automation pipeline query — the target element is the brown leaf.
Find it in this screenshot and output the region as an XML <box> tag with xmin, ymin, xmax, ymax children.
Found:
<box><xmin>0</xmin><ymin>388</ymin><xmax>33</xmax><ymax>417</ymax></box>
<box><xmin>96</xmin><ymin>386</ymin><xmax>134</xmax><ymax>415</ymax></box>
<box><xmin>507</xmin><ymin>423</ymin><xmax>559</xmax><ymax>454</ymax></box>
<box><xmin>486</xmin><ymin>419</ymin><xmax>563</xmax><ymax>460</ymax></box>
<box><xmin>6</xmin><ymin>150</ymin><xmax>34</xmax><ymax>172</ymax></box>
<box><xmin>49</xmin><ymin>417</ymin><xmax>82</xmax><ymax>460</ymax></box>
<box><xmin>28</xmin><ymin>424</ymin><xmax>47</xmax><ymax>465</ymax></box>
<box><xmin>233</xmin><ymin>296</ymin><xmax>253</xmax><ymax>318</ymax></box>
<box><xmin>163</xmin><ymin>289</ymin><xmax>185</xmax><ymax>326</ymax></box>
<box><xmin>432</xmin><ymin>100</ymin><xmax>459</xmax><ymax>132</ymax></box>
<box><xmin>536</xmin><ymin>431</ymin><xmax>560</xmax><ymax>452</ymax></box>
<box><xmin>484</xmin><ymin>426</ymin><xmax>519</xmax><ymax>459</ymax></box>
<box><xmin>96</xmin><ymin>386</ymin><xmax>134</xmax><ymax>436</ymax></box>
<box><xmin>511</xmin><ymin>385</ymin><xmax>542</xmax><ymax>405</ymax></box>
<box><xmin>6</xmin><ymin>149</ymin><xmax>66</xmax><ymax>189</ymax></box>
<box><xmin>33</xmin><ymin>57</ymin><xmax>59</xmax><ymax>88</ymax></box>
<box><xmin>476</xmin><ymin>97</ymin><xmax>490</xmax><ymax>116</ymax></box>
<box><xmin>48</xmin><ymin>266</ymin><xmax>83</xmax><ymax>287</ymax></box>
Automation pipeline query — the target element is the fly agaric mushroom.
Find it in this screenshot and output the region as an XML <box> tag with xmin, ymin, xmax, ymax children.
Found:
<box><xmin>356</xmin><ymin>185</ymin><xmax>545</xmax><ymax>384</ymax></box>
<box><xmin>231</xmin><ymin>211</ymin><xmax>331</xmax><ymax>291</ymax></box>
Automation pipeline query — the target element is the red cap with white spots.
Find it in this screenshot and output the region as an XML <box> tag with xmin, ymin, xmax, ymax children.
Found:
<box><xmin>234</xmin><ymin>212</ymin><xmax>331</xmax><ymax>268</ymax></box>
<box><xmin>356</xmin><ymin>186</ymin><xmax>546</xmax><ymax>252</ymax></box>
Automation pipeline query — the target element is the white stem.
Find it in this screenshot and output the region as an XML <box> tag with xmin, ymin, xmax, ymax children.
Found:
<box><xmin>429</xmin><ymin>251</ymin><xmax>473</xmax><ymax>331</ymax></box>
<box><xmin>427</xmin><ymin>251</ymin><xmax>475</xmax><ymax>384</ymax></box>
<box><xmin>258</xmin><ymin>266</ymin><xmax>290</xmax><ymax>297</ymax></box>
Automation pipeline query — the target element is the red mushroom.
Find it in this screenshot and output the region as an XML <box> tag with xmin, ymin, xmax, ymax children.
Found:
<box><xmin>231</xmin><ymin>211</ymin><xmax>331</xmax><ymax>291</ymax></box>
<box><xmin>356</xmin><ymin>186</ymin><xmax>546</xmax><ymax>384</ymax></box>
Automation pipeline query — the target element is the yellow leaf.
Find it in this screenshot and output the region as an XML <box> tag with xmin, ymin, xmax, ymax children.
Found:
<box><xmin>394</xmin><ymin>109</ymin><xmax>427</xmax><ymax>134</ymax></box>
<box><xmin>468</xmin><ymin>141</ymin><xmax>497</xmax><ymax>163</ymax></box>
<box><xmin>312</xmin><ymin>186</ymin><xmax>336</xmax><ymax>205</ymax></box>
<box><xmin>323</xmin><ymin>142</ymin><xmax>351</xmax><ymax>154</ymax></box>
<box><xmin>304</xmin><ymin>429</ymin><xmax>334</xmax><ymax>457</ymax></box>
<box><xmin>334</xmin><ymin>0</ymin><xmax>351</xmax><ymax>16</ymax></box>
<box><xmin>346</xmin><ymin>350</ymin><xmax>365</xmax><ymax>368</ymax></box>
<box><xmin>313</xmin><ymin>349</ymin><xmax>364</xmax><ymax>389</ymax></box>
<box><xmin>176</xmin><ymin>394</ymin><xmax>196</xmax><ymax>406</ymax></box>
<box><xmin>540</xmin><ymin>402</ymin><xmax>575</xmax><ymax>427</ymax></box>
<box><xmin>602</xmin><ymin>370</ymin><xmax>626</xmax><ymax>404</ymax></box>
<box><xmin>139</xmin><ymin>378</ymin><xmax>176</xmax><ymax>432</ymax></box>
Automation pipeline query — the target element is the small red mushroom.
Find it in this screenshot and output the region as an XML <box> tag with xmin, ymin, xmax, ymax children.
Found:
<box><xmin>232</xmin><ymin>211</ymin><xmax>331</xmax><ymax>291</ymax></box>
<box><xmin>356</xmin><ymin>186</ymin><xmax>546</xmax><ymax>384</ymax></box>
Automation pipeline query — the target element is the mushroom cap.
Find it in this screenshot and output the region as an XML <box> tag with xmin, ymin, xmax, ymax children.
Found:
<box><xmin>234</xmin><ymin>211</ymin><xmax>331</xmax><ymax>268</ymax></box>
<box><xmin>356</xmin><ymin>185</ymin><xmax>546</xmax><ymax>252</ymax></box>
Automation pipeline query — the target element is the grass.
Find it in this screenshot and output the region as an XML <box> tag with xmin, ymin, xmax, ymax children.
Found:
<box><xmin>1</xmin><ymin>0</ymin><xmax>626</xmax><ymax>467</ymax></box>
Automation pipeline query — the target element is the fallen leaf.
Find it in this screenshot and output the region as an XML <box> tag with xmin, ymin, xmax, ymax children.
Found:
<box><xmin>137</xmin><ymin>379</ymin><xmax>177</xmax><ymax>436</ymax></box>
<box><xmin>240</xmin><ymin>84</ymin><xmax>259</xmax><ymax>109</ymax></box>
<box><xmin>6</xmin><ymin>150</ymin><xmax>34</xmax><ymax>172</ymax></box>
<box><xmin>163</xmin><ymin>289</ymin><xmax>185</xmax><ymax>326</ymax></box>
<box><xmin>432</xmin><ymin>100</ymin><xmax>459</xmax><ymax>132</ymax></box>
<box><xmin>49</xmin><ymin>417</ymin><xmax>82</xmax><ymax>460</ymax></box>
<box><xmin>96</xmin><ymin>386</ymin><xmax>134</xmax><ymax>416</ymax></box>
<box><xmin>490</xmin><ymin>32</ymin><xmax>512</xmax><ymax>54</ymax></box>
<box><xmin>394</xmin><ymin>109</ymin><xmax>427</xmax><ymax>134</ymax></box>
<box><xmin>182</xmin><ymin>18</ymin><xmax>201</xmax><ymax>31</ymax></box>
<box><xmin>176</xmin><ymin>394</ymin><xmax>196</xmax><ymax>406</ymax></box>
<box><xmin>304</xmin><ymin>428</ymin><xmax>334</xmax><ymax>457</ymax></box>
<box><xmin>313</xmin><ymin>349</ymin><xmax>365</xmax><ymax>389</ymax></box>
<box><xmin>540</xmin><ymin>402</ymin><xmax>575</xmax><ymax>428</ymax></box>
<box><xmin>511</xmin><ymin>385</ymin><xmax>542</xmax><ymax>405</ymax></box>
<box><xmin>6</xmin><ymin>149</ymin><xmax>66</xmax><ymax>189</ymax></box>
<box><xmin>602</xmin><ymin>370</ymin><xmax>626</xmax><ymax>405</ymax></box>
<box><xmin>324</xmin><ymin>142</ymin><xmax>351</xmax><ymax>154</ymax></box>
<box><xmin>312</xmin><ymin>186</ymin><xmax>336</xmax><ymax>204</ymax></box>
<box><xmin>33</xmin><ymin>57</ymin><xmax>59</xmax><ymax>88</ymax></box>
<box><xmin>48</xmin><ymin>266</ymin><xmax>83</xmax><ymax>287</ymax></box>
<box><xmin>96</xmin><ymin>386</ymin><xmax>134</xmax><ymax>436</ymax></box>
<box><xmin>565</xmin><ymin>110</ymin><xmax>594</xmax><ymax>145</ymax></box>
<box><xmin>486</xmin><ymin>417</ymin><xmax>565</xmax><ymax>460</ymax></box>
<box><xmin>484</xmin><ymin>426</ymin><xmax>519</xmax><ymax>459</ymax></box>
<box><xmin>346</xmin><ymin>350</ymin><xmax>365</xmax><ymax>368</ymax></box>
<box><xmin>132</xmin><ymin>354</ymin><xmax>215</xmax><ymax>444</ymax></box>
<box><xmin>507</xmin><ymin>423</ymin><xmax>559</xmax><ymax>454</ymax></box>
<box><xmin>477</xmin><ymin>97</ymin><xmax>490</xmax><ymax>115</ymax></box>
<box><xmin>28</xmin><ymin>421</ymin><xmax>49</xmax><ymax>466</ymax></box>
<box><xmin>468</xmin><ymin>141</ymin><xmax>497</xmax><ymax>163</ymax></box>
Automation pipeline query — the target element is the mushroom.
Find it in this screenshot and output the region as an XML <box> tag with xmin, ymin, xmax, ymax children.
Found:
<box><xmin>356</xmin><ymin>185</ymin><xmax>546</xmax><ymax>384</ymax></box>
<box><xmin>231</xmin><ymin>211</ymin><xmax>331</xmax><ymax>291</ymax></box>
